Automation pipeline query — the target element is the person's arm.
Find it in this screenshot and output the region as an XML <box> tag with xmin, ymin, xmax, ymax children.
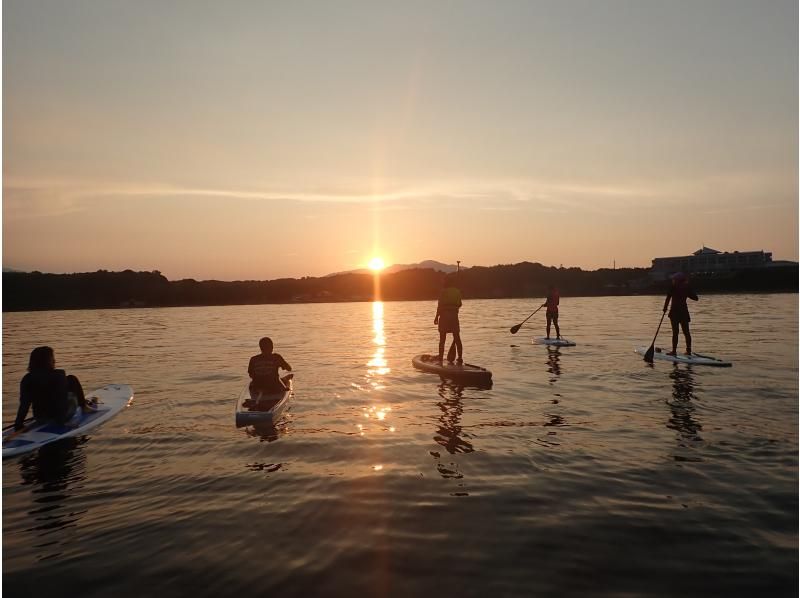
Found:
<box><xmin>277</xmin><ymin>354</ymin><xmax>292</xmax><ymax>372</ymax></box>
<box><xmin>14</xmin><ymin>378</ymin><xmax>32</xmax><ymax>431</ymax></box>
<box><xmin>688</xmin><ymin>288</ymin><xmax>698</xmax><ymax>301</ymax></box>
<box><xmin>663</xmin><ymin>288</ymin><xmax>672</xmax><ymax>312</ymax></box>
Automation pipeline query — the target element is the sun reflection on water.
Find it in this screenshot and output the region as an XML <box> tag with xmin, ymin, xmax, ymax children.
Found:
<box><xmin>367</xmin><ymin>301</ymin><xmax>390</xmax><ymax>377</ymax></box>
<box><xmin>356</xmin><ymin>301</ymin><xmax>397</xmax><ymax>436</ymax></box>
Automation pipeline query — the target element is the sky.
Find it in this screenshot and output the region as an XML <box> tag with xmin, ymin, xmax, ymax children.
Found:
<box><xmin>2</xmin><ymin>0</ymin><xmax>797</xmax><ymax>280</ymax></box>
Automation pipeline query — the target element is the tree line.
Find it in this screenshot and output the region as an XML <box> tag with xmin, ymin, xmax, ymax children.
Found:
<box><xmin>2</xmin><ymin>262</ymin><xmax>796</xmax><ymax>311</ymax></box>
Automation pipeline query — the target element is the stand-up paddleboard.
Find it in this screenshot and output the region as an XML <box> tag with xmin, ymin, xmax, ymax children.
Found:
<box><xmin>534</xmin><ymin>337</ymin><xmax>576</xmax><ymax>347</ymax></box>
<box><xmin>235</xmin><ymin>375</ymin><xmax>293</xmax><ymax>427</ymax></box>
<box><xmin>2</xmin><ymin>384</ymin><xmax>134</xmax><ymax>458</ymax></box>
<box><xmin>412</xmin><ymin>354</ymin><xmax>492</xmax><ymax>384</ymax></box>
<box><xmin>635</xmin><ymin>347</ymin><xmax>732</xmax><ymax>367</ymax></box>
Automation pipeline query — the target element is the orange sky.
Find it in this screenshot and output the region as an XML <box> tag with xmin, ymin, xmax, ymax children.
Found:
<box><xmin>3</xmin><ymin>1</ymin><xmax>797</xmax><ymax>280</ymax></box>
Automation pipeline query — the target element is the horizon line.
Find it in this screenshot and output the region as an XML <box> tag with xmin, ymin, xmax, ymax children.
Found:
<box><xmin>2</xmin><ymin>259</ymin><xmax>658</xmax><ymax>282</ymax></box>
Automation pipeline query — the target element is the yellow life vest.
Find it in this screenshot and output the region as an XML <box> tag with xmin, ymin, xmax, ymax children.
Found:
<box><xmin>439</xmin><ymin>287</ymin><xmax>462</xmax><ymax>310</ymax></box>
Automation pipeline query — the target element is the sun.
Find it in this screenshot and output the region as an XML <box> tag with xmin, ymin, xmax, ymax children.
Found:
<box><xmin>368</xmin><ymin>257</ymin><xmax>385</xmax><ymax>272</ymax></box>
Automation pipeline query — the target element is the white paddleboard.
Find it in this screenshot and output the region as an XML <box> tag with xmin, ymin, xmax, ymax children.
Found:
<box><xmin>235</xmin><ymin>376</ymin><xmax>292</xmax><ymax>427</ymax></box>
<box><xmin>534</xmin><ymin>337</ymin><xmax>576</xmax><ymax>347</ymax></box>
<box><xmin>635</xmin><ymin>347</ymin><xmax>732</xmax><ymax>367</ymax></box>
<box><xmin>2</xmin><ymin>384</ymin><xmax>134</xmax><ymax>458</ymax></box>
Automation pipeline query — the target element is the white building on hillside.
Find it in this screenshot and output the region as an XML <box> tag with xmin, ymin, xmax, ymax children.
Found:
<box><xmin>650</xmin><ymin>246</ymin><xmax>775</xmax><ymax>280</ymax></box>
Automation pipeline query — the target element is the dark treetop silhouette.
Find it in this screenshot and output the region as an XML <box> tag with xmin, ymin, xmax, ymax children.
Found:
<box><xmin>2</xmin><ymin>261</ymin><xmax>796</xmax><ymax>312</ymax></box>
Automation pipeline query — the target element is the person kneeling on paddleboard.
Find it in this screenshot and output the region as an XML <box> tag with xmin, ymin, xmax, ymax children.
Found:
<box><xmin>434</xmin><ymin>274</ymin><xmax>463</xmax><ymax>364</ymax></box>
<box><xmin>542</xmin><ymin>285</ymin><xmax>561</xmax><ymax>340</ymax></box>
<box><xmin>14</xmin><ymin>346</ymin><xmax>97</xmax><ymax>431</ymax></box>
<box><xmin>248</xmin><ymin>337</ymin><xmax>292</xmax><ymax>393</ymax></box>
<box><xmin>663</xmin><ymin>272</ymin><xmax>698</xmax><ymax>356</ymax></box>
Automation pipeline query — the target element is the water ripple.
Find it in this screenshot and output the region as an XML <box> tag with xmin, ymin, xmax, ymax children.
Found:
<box><xmin>3</xmin><ymin>296</ymin><xmax>797</xmax><ymax>596</ymax></box>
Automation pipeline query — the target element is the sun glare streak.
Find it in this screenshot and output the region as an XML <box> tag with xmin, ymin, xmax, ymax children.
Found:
<box><xmin>358</xmin><ymin>302</ymin><xmax>397</xmax><ymax>436</ymax></box>
<box><xmin>372</xmin><ymin>301</ymin><xmax>385</xmax><ymax>345</ymax></box>
<box><xmin>367</xmin><ymin>301</ymin><xmax>390</xmax><ymax>376</ymax></box>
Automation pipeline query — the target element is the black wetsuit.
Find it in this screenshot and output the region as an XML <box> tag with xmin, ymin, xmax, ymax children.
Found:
<box><xmin>14</xmin><ymin>369</ymin><xmax>70</xmax><ymax>430</ymax></box>
<box><xmin>664</xmin><ymin>284</ymin><xmax>698</xmax><ymax>323</ymax></box>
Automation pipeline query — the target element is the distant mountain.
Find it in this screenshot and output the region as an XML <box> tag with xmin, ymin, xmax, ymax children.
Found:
<box><xmin>2</xmin><ymin>267</ymin><xmax>26</xmax><ymax>273</ymax></box>
<box><xmin>326</xmin><ymin>260</ymin><xmax>461</xmax><ymax>277</ymax></box>
<box><xmin>384</xmin><ymin>260</ymin><xmax>461</xmax><ymax>274</ymax></box>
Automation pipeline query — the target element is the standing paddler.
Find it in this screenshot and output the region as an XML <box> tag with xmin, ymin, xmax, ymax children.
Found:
<box><xmin>663</xmin><ymin>272</ymin><xmax>698</xmax><ymax>356</ymax></box>
<box><xmin>542</xmin><ymin>285</ymin><xmax>561</xmax><ymax>340</ymax></box>
<box><xmin>434</xmin><ymin>273</ymin><xmax>463</xmax><ymax>364</ymax></box>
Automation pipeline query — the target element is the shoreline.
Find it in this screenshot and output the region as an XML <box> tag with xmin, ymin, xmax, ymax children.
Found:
<box><xmin>3</xmin><ymin>288</ymin><xmax>796</xmax><ymax>314</ymax></box>
<box><xmin>3</xmin><ymin>264</ymin><xmax>796</xmax><ymax>313</ymax></box>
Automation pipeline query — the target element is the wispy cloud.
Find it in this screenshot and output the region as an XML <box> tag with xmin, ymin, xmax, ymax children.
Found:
<box><xmin>2</xmin><ymin>185</ymin><xmax>86</xmax><ymax>220</ymax></box>
<box><xmin>5</xmin><ymin>171</ymin><xmax>789</xmax><ymax>222</ymax></box>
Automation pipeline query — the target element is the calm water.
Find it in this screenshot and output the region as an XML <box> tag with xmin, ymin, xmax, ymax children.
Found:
<box><xmin>2</xmin><ymin>295</ymin><xmax>798</xmax><ymax>597</ymax></box>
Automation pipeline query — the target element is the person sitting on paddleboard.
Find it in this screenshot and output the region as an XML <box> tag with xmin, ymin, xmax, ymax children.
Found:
<box><xmin>434</xmin><ymin>274</ymin><xmax>463</xmax><ymax>364</ymax></box>
<box><xmin>248</xmin><ymin>337</ymin><xmax>292</xmax><ymax>393</ymax></box>
<box><xmin>13</xmin><ymin>346</ymin><xmax>96</xmax><ymax>431</ymax></box>
<box><xmin>542</xmin><ymin>285</ymin><xmax>561</xmax><ymax>340</ymax></box>
<box><xmin>663</xmin><ymin>272</ymin><xmax>698</xmax><ymax>356</ymax></box>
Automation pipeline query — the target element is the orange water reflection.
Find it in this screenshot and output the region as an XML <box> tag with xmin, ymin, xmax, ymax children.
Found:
<box><xmin>367</xmin><ymin>301</ymin><xmax>390</xmax><ymax>378</ymax></box>
<box><xmin>357</xmin><ymin>301</ymin><xmax>395</xmax><ymax>438</ymax></box>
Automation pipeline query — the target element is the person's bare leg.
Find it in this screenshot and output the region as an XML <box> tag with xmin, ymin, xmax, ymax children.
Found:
<box><xmin>66</xmin><ymin>375</ymin><xmax>95</xmax><ymax>412</ymax></box>
<box><xmin>438</xmin><ymin>331</ymin><xmax>446</xmax><ymax>362</ymax></box>
<box><xmin>453</xmin><ymin>332</ymin><xmax>463</xmax><ymax>363</ymax></box>
<box><xmin>668</xmin><ymin>319</ymin><xmax>679</xmax><ymax>355</ymax></box>
<box><xmin>681</xmin><ymin>321</ymin><xmax>692</xmax><ymax>354</ymax></box>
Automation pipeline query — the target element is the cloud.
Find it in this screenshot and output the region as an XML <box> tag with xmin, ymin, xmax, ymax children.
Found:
<box><xmin>5</xmin><ymin>170</ymin><xmax>789</xmax><ymax>223</ymax></box>
<box><xmin>2</xmin><ymin>184</ymin><xmax>87</xmax><ymax>220</ymax></box>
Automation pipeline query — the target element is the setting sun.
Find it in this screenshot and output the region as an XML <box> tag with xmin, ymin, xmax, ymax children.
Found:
<box><xmin>368</xmin><ymin>257</ymin><xmax>385</xmax><ymax>272</ymax></box>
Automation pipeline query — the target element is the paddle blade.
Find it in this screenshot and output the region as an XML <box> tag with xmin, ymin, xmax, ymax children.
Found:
<box><xmin>447</xmin><ymin>341</ymin><xmax>457</xmax><ymax>362</ymax></box>
<box><xmin>643</xmin><ymin>344</ymin><xmax>655</xmax><ymax>362</ymax></box>
<box><xmin>510</xmin><ymin>324</ymin><xmax>521</xmax><ymax>334</ymax></box>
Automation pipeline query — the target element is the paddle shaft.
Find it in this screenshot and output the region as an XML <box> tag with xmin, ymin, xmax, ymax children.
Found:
<box><xmin>650</xmin><ymin>311</ymin><xmax>667</xmax><ymax>346</ymax></box>
<box><xmin>511</xmin><ymin>304</ymin><xmax>545</xmax><ymax>334</ymax></box>
<box><xmin>644</xmin><ymin>311</ymin><xmax>667</xmax><ymax>361</ymax></box>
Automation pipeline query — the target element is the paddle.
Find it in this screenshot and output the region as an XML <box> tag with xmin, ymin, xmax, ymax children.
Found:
<box><xmin>643</xmin><ymin>311</ymin><xmax>667</xmax><ymax>362</ymax></box>
<box><xmin>447</xmin><ymin>340</ymin><xmax>457</xmax><ymax>362</ymax></box>
<box><xmin>510</xmin><ymin>304</ymin><xmax>544</xmax><ymax>334</ymax></box>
